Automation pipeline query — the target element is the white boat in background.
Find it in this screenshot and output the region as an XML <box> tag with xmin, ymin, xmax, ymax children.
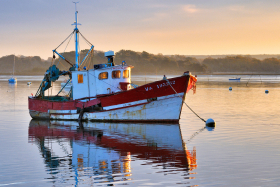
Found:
<box><xmin>8</xmin><ymin>54</ymin><xmax>17</xmax><ymax>84</ymax></box>
<box><xmin>61</xmin><ymin>79</ymin><xmax>72</xmax><ymax>90</ymax></box>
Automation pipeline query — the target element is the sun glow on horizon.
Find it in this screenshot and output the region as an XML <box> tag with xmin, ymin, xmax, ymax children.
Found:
<box><xmin>1</xmin><ymin>1</ymin><xmax>280</xmax><ymax>59</ymax></box>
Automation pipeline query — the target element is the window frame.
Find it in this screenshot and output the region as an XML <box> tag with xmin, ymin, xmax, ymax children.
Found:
<box><xmin>123</xmin><ymin>70</ymin><xmax>129</xmax><ymax>78</ymax></box>
<box><xmin>78</xmin><ymin>74</ymin><xmax>84</xmax><ymax>84</ymax></box>
<box><xmin>98</xmin><ymin>72</ymin><xmax>108</xmax><ymax>80</ymax></box>
<box><xmin>112</xmin><ymin>70</ymin><xmax>121</xmax><ymax>79</ymax></box>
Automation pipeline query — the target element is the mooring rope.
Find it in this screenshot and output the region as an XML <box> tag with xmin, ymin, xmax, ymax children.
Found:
<box><xmin>166</xmin><ymin>79</ymin><xmax>206</xmax><ymax>122</ymax></box>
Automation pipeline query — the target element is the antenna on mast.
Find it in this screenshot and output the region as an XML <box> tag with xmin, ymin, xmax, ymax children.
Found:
<box><xmin>72</xmin><ymin>2</ymin><xmax>81</xmax><ymax>70</ymax></box>
<box><xmin>72</xmin><ymin>2</ymin><xmax>81</xmax><ymax>27</ymax></box>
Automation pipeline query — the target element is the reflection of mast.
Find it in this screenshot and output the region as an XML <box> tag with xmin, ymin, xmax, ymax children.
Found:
<box><xmin>178</xmin><ymin>124</ymin><xmax>197</xmax><ymax>172</ymax></box>
<box><xmin>28</xmin><ymin>120</ymin><xmax>132</xmax><ymax>184</ymax></box>
<box><xmin>184</xmin><ymin>144</ymin><xmax>197</xmax><ymax>171</ymax></box>
<box><xmin>12</xmin><ymin>54</ymin><xmax>15</xmax><ymax>77</ymax></box>
<box><xmin>37</xmin><ymin>137</ymin><xmax>60</xmax><ymax>170</ymax></box>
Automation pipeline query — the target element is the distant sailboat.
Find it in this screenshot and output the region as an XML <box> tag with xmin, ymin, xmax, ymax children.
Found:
<box><xmin>8</xmin><ymin>54</ymin><xmax>17</xmax><ymax>83</ymax></box>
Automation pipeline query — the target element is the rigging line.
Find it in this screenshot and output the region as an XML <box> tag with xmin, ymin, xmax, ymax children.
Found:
<box><xmin>56</xmin><ymin>139</ymin><xmax>71</xmax><ymax>156</ymax></box>
<box><xmin>56</xmin><ymin>32</ymin><xmax>74</xmax><ymax>67</ymax></box>
<box><xmin>55</xmin><ymin>31</ymin><xmax>75</xmax><ymax>50</ymax></box>
<box><xmin>246</xmin><ymin>74</ymin><xmax>253</xmax><ymax>86</ymax></box>
<box><xmin>83</xmin><ymin>50</ymin><xmax>93</xmax><ymax>70</ymax></box>
<box><xmin>79</xmin><ymin>32</ymin><xmax>93</xmax><ymax>46</ymax></box>
<box><xmin>96</xmin><ymin>51</ymin><xmax>105</xmax><ymax>59</ymax></box>
<box><xmin>78</xmin><ymin>34</ymin><xmax>81</xmax><ymax>66</ymax></box>
<box><xmin>88</xmin><ymin>72</ymin><xmax>122</xmax><ymax>91</ymax></box>
<box><xmin>166</xmin><ymin>79</ymin><xmax>206</xmax><ymax>122</ymax></box>
<box><xmin>56</xmin><ymin>79</ymin><xmax>71</xmax><ymax>96</ymax></box>
<box><xmin>81</xmin><ymin>50</ymin><xmax>93</xmax><ymax>69</ymax></box>
<box><xmin>80</xmin><ymin>34</ymin><xmax>91</xmax><ymax>47</ymax></box>
<box><xmin>80</xmin><ymin>55</ymin><xmax>89</xmax><ymax>69</ymax></box>
<box><xmin>90</xmin><ymin>50</ymin><xmax>94</xmax><ymax>69</ymax></box>
<box><xmin>80</xmin><ymin>50</ymin><xmax>91</xmax><ymax>68</ymax></box>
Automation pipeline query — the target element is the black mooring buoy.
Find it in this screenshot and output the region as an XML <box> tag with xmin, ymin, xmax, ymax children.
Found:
<box><xmin>206</xmin><ymin>118</ymin><xmax>215</xmax><ymax>127</ymax></box>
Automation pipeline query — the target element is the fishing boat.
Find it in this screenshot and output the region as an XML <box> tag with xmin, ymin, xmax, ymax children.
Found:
<box><xmin>28</xmin><ymin>5</ymin><xmax>197</xmax><ymax>123</ymax></box>
<box><xmin>8</xmin><ymin>54</ymin><xmax>17</xmax><ymax>83</ymax></box>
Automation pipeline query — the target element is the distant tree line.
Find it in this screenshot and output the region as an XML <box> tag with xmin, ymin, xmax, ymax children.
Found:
<box><xmin>202</xmin><ymin>56</ymin><xmax>280</xmax><ymax>73</ymax></box>
<box><xmin>1</xmin><ymin>51</ymin><xmax>280</xmax><ymax>75</ymax></box>
<box><xmin>0</xmin><ymin>55</ymin><xmax>50</xmax><ymax>75</ymax></box>
<box><xmin>54</xmin><ymin>49</ymin><xmax>207</xmax><ymax>74</ymax></box>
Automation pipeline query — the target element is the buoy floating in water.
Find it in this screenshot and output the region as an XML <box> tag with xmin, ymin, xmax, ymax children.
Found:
<box><xmin>265</xmin><ymin>90</ymin><xmax>269</xmax><ymax>94</ymax></box>
<box><xmin>206</xmin><ymin>118</ymin><xmax>215</xmax><ymax>127</ymax></box>
<box><xmin>229</xmin><ymin>87</ymin><xmax>232</xmax><ymax>91</ymax></box>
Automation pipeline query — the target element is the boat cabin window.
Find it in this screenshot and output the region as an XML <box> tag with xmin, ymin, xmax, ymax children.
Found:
<box><xmin>99</xmin><ymin>72</ymin><xmax>108</xmax><ymax>80</ymax></box>
<box><xmin>112</xmin><ymin>70</ymin><xmax>121</xmax><ymax>79</ymax></box>
<box><xmin>78</xmin><ymin>74</ymin><xmax>83</xmax><ymax>83</ymax></box>
<box><xmin>123</xmin><ymin>70</ymin><xmax>129</xmax><ymax>78</ymax></box>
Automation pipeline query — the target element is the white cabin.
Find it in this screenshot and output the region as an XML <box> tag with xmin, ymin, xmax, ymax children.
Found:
<box><xmin>72</xmin><ymin>64</ymin><xmax>132</xmax><ymax>100</ymax></box>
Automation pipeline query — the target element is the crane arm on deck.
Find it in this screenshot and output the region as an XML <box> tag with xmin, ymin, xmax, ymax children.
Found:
<box><xmin>53</xmin><ymin>50</ymin><xmax>74</xmax><ymax>67</ymax></box>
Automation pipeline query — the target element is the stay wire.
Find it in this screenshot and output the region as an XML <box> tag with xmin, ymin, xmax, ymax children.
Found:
<box><xmin>80</xmin><ymin>50</ymin><xmax>91</xmax><ymax>68</ymax></box>
<box><xmin>55</xmin><ymin>31</ymin><xmax>75</xmax><ymax>50</ymax></box>
<box><xmin>78</xmin><ymin>34</ymin><xmax>81</xmax><ymax>66</ymax></box>
<box><xmin>166</xmin><ymin>79</ymin><xmax>206</xmax><ymax>122</ymax></box>
<box><xmin>79</xmin><ymin>32</ymin><xmax>93</xmax><ymax>46</ymax></box>
<box><xmin>56</xmin><ymin>32</ymin><xmax>74</xmax><ymax>67</ymax></box>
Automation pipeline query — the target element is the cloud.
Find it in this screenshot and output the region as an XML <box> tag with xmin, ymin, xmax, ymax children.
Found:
<box><xmin>183</xmin><ymin>4</ymin><xmax>199</xmax><ymax>13</ymax></box>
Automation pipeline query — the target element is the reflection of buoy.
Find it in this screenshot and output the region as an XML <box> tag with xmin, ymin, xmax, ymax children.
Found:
<box><xmin>229</xmin><ymin>87</ymin><xmax>232</xmax><ymax>91</ymax></box>
<box><xmin>206</xmin><ymin>118</ymin><xmax>215</xmax><ymax>127</ymax></box>
<box><xmin>206</xmin><ymin>126</ymin><xmax>215</xmax><ymax>131</ymax></box>
<box><xmin>265</xmin><ymin>90</ymin><xmax>269</xmax><ymax>94</ymax></box>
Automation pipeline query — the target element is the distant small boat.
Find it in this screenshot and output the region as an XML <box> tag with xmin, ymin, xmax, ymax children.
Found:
<box><xmin>8</xmin><ymin>77</ymin><xmax>17</xmax><ymax>83</ymax></box>
<box><xmin>8</xmin><ymin>54</ymin><xmax>17</xmax><ymax>84</ymax></box>
<box><xmin>229</xmin><ymin>77</ymin><xmax>241</xmax><ymax>81</ymax></box>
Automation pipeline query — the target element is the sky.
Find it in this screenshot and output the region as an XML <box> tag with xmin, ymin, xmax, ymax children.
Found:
<box><xmin>1</xmin><ymin>0</ymin><xmax>280</xmax><ymax>59</ymax></box>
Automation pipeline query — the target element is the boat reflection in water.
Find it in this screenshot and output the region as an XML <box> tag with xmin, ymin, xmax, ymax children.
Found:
<box><xmin>28</xmin><ymin>120</ymin><xmax>197</xmax><ymax>186</ymax></box>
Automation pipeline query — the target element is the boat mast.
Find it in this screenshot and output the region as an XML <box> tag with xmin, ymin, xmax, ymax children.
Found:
<box><xmin>13</xmin><ymin>54</ymin><xmax>15</xmax><ymax>77</ymax></box>
<box><xmin>73</xmin><ymin>2</ymin><xmax>80</xmax><ymax>70</ymax></box>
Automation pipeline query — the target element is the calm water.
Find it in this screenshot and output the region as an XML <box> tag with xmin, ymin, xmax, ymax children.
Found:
<box><xmin>1</xmin><ymin>75</ymin><xmax>280</xmax><ymax>186</ymax></box>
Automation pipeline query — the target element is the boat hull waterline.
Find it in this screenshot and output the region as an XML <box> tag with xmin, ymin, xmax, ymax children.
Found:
<box><xmin>29</xmin><ymin>75</ymin><xmax>196</xmax><ymax>123</ymax></box>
